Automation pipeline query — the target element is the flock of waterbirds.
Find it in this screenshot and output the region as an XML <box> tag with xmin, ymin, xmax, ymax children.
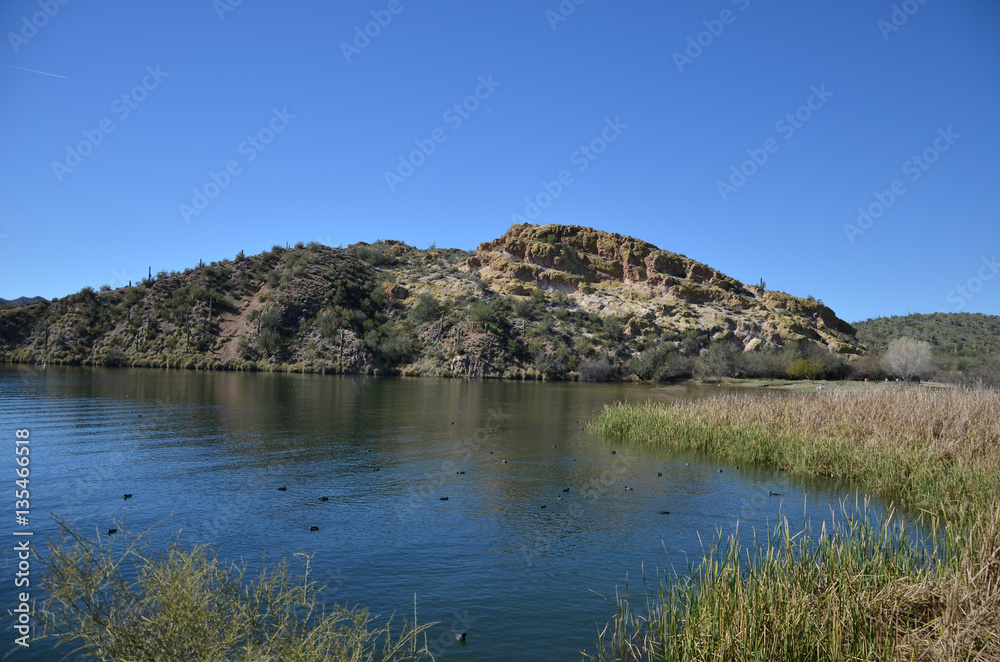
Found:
<box><xmin>107</xmin><ymin>417</ymin><xmax>790</xmax><ymax>648</ymax></box>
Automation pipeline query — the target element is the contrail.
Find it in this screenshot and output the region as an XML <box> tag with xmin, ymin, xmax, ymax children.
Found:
<box><xmin>0</xmin><ymin>63</ymin><xmax>66</xmax><ymax>78</ymax></box>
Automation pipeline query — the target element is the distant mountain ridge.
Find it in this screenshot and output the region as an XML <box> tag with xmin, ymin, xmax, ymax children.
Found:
<box><xmin>0</xmin><ymin>296</ymin><xmax>46</xmax><ymax>307</ymax></box>
<box><xmin>0</xmin><ymin>223</ymin><xmax>865</xmax><ymax>377</ymax></box>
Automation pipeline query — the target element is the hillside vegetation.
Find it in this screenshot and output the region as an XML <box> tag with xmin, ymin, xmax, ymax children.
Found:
<box><xmin>854</xmin><ymin>312</ymin><xmax>1000</xmax><ymax>356</ymax></box>
<box><xmin>0</xmin><ymin>224</ymin><xmax>867</xmax><ymax>379</ymax></box>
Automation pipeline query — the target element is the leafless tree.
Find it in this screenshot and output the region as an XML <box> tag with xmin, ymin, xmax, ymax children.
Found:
<box><xmin>882</xmin><ymin>337</ymin><xmax>933</xmax><ymax>383</ymax></box>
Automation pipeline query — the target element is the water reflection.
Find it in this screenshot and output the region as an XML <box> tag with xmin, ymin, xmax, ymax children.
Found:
<box><xmin>0</xmin><ymin>367</ymin><xmax>914</xmax><ymax>662</ymax></box>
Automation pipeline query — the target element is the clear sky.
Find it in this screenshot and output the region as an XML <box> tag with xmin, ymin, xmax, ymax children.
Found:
<box><xmin>1</xmin><ymin>0</ymin><xmax>998</xmax><ymax>322</ymax></box>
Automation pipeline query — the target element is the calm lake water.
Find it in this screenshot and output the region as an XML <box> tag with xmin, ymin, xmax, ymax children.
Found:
<box><xmin>1</xmin><ymin>366</ymin><xmax>899</xmax><ymax>660</ymax></box>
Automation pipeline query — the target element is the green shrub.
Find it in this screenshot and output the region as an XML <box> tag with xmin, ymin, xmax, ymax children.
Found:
<box><xmin>787</xmin><ymin>357</ymin><xmax>824</xmax><ymax>380</ymax></box>
<box><xmin>37</xmin><ymin>521</ymin><xmax>435</xmax><ymax>661</ymax></box>
<box><xmin>411</xmin><ymin>294</ymin><xmax>441</xmax><ymax>323</ymax></box>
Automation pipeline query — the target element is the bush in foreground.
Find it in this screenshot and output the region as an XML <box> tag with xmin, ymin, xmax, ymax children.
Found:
<box><xmin>36</xmin><ymin>521</ymin><xmax>435</xmax><ymax>662</ymax></box>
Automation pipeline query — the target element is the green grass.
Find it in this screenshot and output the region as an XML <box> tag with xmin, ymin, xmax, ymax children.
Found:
<box><xmin>588</xmin><ymin>388</ymin><xmax>1000</xmax><ymax>661</ymax></box>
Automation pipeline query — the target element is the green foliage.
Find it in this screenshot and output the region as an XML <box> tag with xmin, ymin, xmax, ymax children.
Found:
<box><xmin>602</xmin><ymin>316</ymin><xmax>624</xmax><ymax>341</ymax></box>
<box><xmin>787</xmin><ymin>357</ymin><xmax>823</xmax><ymax>380</ymax></box>
<box><xmin>349</xmin><ymin>242</ymin><xmax>398</xmax><ymax>266</ymax></box>
<box><xmin>37</xmin><ymin>520</ymin><xmax>435</xmax><ymax>661</ymax></box>
<box><xmin>470</xmin><ymin>297</ymin><xmax>511</xmax><ymax>335</ymax></box>
<box><xmin>855</xmin><ymin>312</ymin><xmax>1000</xmax><ymax>356</ymax></box>
<box><xmin>410</xmin><ymin>294</ymin><xmax>441</xmax><ymax>323</ymax></box>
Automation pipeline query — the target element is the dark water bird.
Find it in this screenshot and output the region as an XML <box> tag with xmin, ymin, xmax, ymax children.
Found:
<box><xmin>718</xmin><ymin>469</ymin><xmax>724</xmax><ymax>473</ymax></box>
<box><xmin>440</xmin><ymin>497</ymin><xmax>449</xmax><ymax>501</ymax></box>
<box><xmin>736</xmin><ymin>466</ymin><xmax>741</xmax><ymax>469</ymax></box>
<box><xmin>454</xmin><ymin>632</ymin><xmax>467</xmax><ymax>642</ymax></box>
<box><xmin>451</xmin><ymin>422</ymin><xmax>454</xmax><ymax>425</ymax></box>
<box><xmin>108</xmin><ymin>528</ymin><xmax>118</xmax><ymax>535</ymax></box>
<box><xmin>319</xmin><ymin>496</ymin><xmax>329</xmax><ymax>502</ymax></box>
<box><xmin>552</xmin><ymin>445</ymin><xmax>557</xmax><ymax>448</ymax></box>
<box><xmin>373</xmin><ymin>468</ymin><xmax>380</xmax><ymax>472</ymax></box>
<box><xmin>502</xmin><ymin>459</ymin><xmax>508</xmax><ymax>463</ymax></box>
<box><xmin>769</xmin><ymin>491</ymin><xmax>780</xmax><ymax>496</ymax></box>
<box><xmin>658</xmin><ymin>511</ymin><xmax>670</xmax><ymax>515</ymax></box>
<box><xmin>657</xmin><ymin>472</ymin><xmax>663</xmax><ymax>477</ymax></box>
<box><xmin>489</xmin><ymin>451</ymin><xmax>494</xmax><ymax>454</ymax></box>
<box><xmin>123</xmin><ymin>493</ymin><xmax>132</xmax><ymax>500</ymax></box>
<box><xmin>540</xmin><ymin>505</ymin><xmax>546</xmax><ymax>508</ymax></box>
<box><xmin>365</xmin><ymin>449</ymin><xmax>371</xmax><ymax>453</ymax></box>
<box><xmin>562</xmin><ymin>488</ymin><xmax>570</xmax><ymax>493</ymax></box>
<box><xmin>611</xmin><ymin>450</ymin><xmax>616</xmax><ymax>455</ymax></box>
<box><xmin>277</xmin><ymin>486</ymin><xmax>287</xmax><ymax>491</ymax></box>
<box><xmin>456</xmin><ymin>471</ymin><xmax>465</xmax><ymax>474</ymax></box>
<box><xmin>309</xmin><ymin>526</ymin><xmax>319</xmax><ymax>531</ymax></box>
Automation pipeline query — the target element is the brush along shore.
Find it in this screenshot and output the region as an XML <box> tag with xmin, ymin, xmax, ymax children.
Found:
<box><xmin>588</xmin><ymin>388</ymin><xmax>1000</xmax><ymax>661</ymax></box>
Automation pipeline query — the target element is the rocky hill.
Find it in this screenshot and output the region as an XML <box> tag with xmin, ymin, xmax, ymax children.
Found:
<box><xmin>0</xmin><ymin>224</ymin><xmax>864</xmax><ymax>380</ymax></box>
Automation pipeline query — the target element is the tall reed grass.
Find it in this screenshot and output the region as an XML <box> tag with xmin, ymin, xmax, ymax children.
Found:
<box><xmin>589</xmin><ymin>388</ymin><xmax>1000</xmax><ymax>661</ymax></box>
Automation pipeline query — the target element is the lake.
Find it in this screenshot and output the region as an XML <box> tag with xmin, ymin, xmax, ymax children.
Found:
<box><xmin>1</xmin><ymin>366</ymin><xmax>897</xmax><ymax>660</ymax></box>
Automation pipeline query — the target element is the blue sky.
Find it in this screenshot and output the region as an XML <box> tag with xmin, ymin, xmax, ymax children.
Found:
<box><xmin>1</xmin><ymin>0</ymin><xmax>998</xmax><ymax>322</ymax></box>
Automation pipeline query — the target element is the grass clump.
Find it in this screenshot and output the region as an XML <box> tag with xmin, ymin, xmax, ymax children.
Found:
<box><xmin>35</xmin><ymin>520</ymin><xmax>435</xmax><ymax>661</ymax></box>
<box><xmin>589</xmin><ymin>388</ymin><xmax>1000</xmax><ymax>661</ymax></box>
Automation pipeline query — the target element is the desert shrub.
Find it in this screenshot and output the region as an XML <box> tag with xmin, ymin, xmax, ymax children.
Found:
<box><xmin>37</xmin><ymin>521</ymin><xmax>434</xmax><ymax>661</ymax></box>
<box><xmin>513</xmin><ymin>297</ymin><xmax>538</xmax><ymax>319</ymax></box>
<box><xmin>703</xmin><ymin>343</ymin><xmax>740</xmax><ymax>382</ymax></box>
<box><xmin>787</xmin><ymin>358</ymin><xmax>824</xmax><ymax>380</ymax></box>
<box><xmin>580</xmin><ymin>358</ymin><xmax>615</xmax><ymax>382</ymax></box>
<box><xmin>411</xmin><ymin>294</ymin><xmax>441</xmax><ymax>323</ymax></box>
<box><xmin>943</xmin><ymin>356</ymin><xmax>1000</xmax><ymax>389</ymax></box>
<box><xmin>349</xmin><ymin>242</ymin><xmax>397</xmax><ymax>266</ymax></box>
<box><xmin>739</xmin><ymin>349</ymin><xmax>792</xmax><ymax>379</ymax></box>
<box><xmin>317</xmin><ymin>311</ymin><xmax>339</xmax><ymax>339</ymax></box>
<box><xmin>365</xmin><ymin>326</ymin><xmax>415</xmax><ymax>367</ymax></box>
<box><xmin>602</xmin><ymin>316</ymin><xmax>624</xmax><ymax>341</ymax></box>
<box><xmin>655</xmin><ymin>353</ymin><xmax>695</xmax><ymax>382</ymax></box>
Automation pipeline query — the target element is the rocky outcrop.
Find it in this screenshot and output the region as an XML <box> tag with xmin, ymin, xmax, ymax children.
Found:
<box><xmin>471</xmin><ymin>223</ymin><xmax>860</xmax><ymax>354</ymax></box>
